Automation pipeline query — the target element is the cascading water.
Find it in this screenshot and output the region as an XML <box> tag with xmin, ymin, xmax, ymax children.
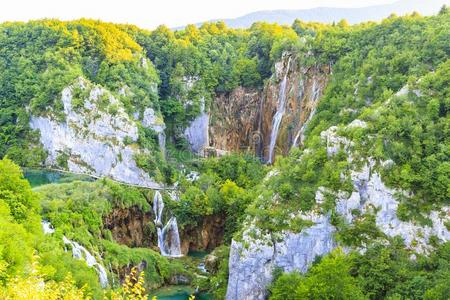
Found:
<box><xmin>153</xmin><ymin>191</ymin><xmax>183</xmax><ymax>257</ymax></box>
<box><xmin>268</xmin><ymin>56</ymin><xmax>291</xmax><ymax>164</ymax></box>
<box><xmin>161</xmin><ymin>217</ymin><xmax>182</xmax><ymax>257</ymax></box>
<box><xmin>41</xmin><ymin>220</ymin><xmax>108</xmax><ymax>288</ymax></box>
<box><xmin>292</xmin><ymin>107</ymin><xmax>317</xmax><ymax>148</ymax></box>
<box><xmin>42</xmin><ymin>220</ymin><xmax>55</xmax><ymax>234</ymax></box>
<box><xmin>158</xmin><ymin>132</ymin><xmax>166</xmax><ymax>158</ymax></box>
<box><xmin>292</xmin><ymin>77</ymin><xmax>321</xmax><ymax>148</ymax></box>
<box><xmin>62</xmin><ymin>237</ymin><xmax>109</xmax><ymax>288</ymax></box>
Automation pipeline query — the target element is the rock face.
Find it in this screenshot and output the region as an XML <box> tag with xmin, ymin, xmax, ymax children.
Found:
<box><xmin>184</xmin><ymin>109</ymin><xmax>209</xmax><ymax>155</ymax></box>
<box><xmin>103</xmin><ymin>206</ymin><xmax>156</xmax><ymax>249</ymax></box>
<box><xmin>181</xmin><ymin>53</ymin><xmax>329</xmax><ymax>160</ymax></box>
<box><xmin>226</xmin><ymin>213</ymin><xmax>335</xmax><ymax>300</ymax></box>
<box><xmin>180</xmin><ymin>214</ymin><xmax>225</xmax><ymax>255</ymax></box>
<box><xmin>30</xmin><ymin>77</ymin><xmax>161</xmax><ymax>189</ymax></box>
<box><xmin>226</xmin><ymin>120</ymin><xmax>450</xmax><ymax>299</ymax></box>
<box><xmin>209</xmin><ymin>53</ymin><xmax>330</xmax><ymax>161</ymax></box>
<box><xmin>142</xmin><ymin>107</ymin><xmax>166</xmax><ymax>156</ymax></box>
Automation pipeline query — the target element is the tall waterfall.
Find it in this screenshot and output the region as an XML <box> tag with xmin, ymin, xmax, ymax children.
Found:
<box><xmin>268</xmin><ymin>56</ymin><xmax>291</xmax><ymax>164</ymax></box>
<box><xmin>62</xmin><ymin>237</ymin><xmax>109</xmax><ymax>288</ymax></box>
<box><xmin>153</xmin><ymin>191</ymin><xmax>182</xmax><ymax>257</ymax></box>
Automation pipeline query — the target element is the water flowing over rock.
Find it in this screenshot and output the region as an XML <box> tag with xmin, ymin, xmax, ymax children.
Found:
<box><xmin>161</xmin><ymin>217</ymin><xmax>182</xmax><ymax>257</ymax></box>
<box><xmin>41</xmin><ymin>221</ymin><xmax>108</xmax><ymax>287</ymax></box>
<box><xmin>267</xmin><ymin>56</ymin><xmax>291</xmax><ymax>164</ymax></box>
<box><xmin>41</xmin><ymin>220</ymin><xmax>55</xmax><ymax>234</ymax></box>
<box><xmin>30</xmin><ymin>77</ymin><xmax>161</xmax><ymax>189</ymax></box>
<box><xmin>63</xmin><ymin>236</ymin><xmax>108</xmax><ymax>288</ymax></box>
<box><xmin>292</xmin><ymin>77</ymin><xmax>321</xmax><ymax>147</ymax></box>
<box><xmin>153</xmin><ymin>191</ymin><xmax>183</xmax><ymax>257</ymax></box>
<box><xmin>209</xmin><ymin>53</ymin><xmax>330</xmax><ymax>161</ymax></box>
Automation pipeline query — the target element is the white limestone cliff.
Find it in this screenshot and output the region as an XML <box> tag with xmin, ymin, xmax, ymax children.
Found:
<box><xmin>30</xmin><ymin>77</ymin><xmax>161</xmax><ymax>189</ymax></box>
<box><xmin>226</xmin><ymin>119</ymin><xmax>449</xmax><ymax>300</ymax></box>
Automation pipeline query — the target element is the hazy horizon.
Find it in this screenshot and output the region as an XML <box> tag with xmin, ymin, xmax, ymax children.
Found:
<box><xmin>1</xmin><ymin>0</ymin><xmax>400</xmax><ymax>29</ymax></box>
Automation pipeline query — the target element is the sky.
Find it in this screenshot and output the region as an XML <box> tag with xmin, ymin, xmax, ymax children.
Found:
<box><xmin>0</xmin><ymin>0</ymin><xmax>398</xmax><ymax>29</ymax></box>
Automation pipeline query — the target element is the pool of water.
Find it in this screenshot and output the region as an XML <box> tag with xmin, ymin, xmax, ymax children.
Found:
<box><xmin>187</xmin><ymin>251</ymin><xmax>209</xmax><ymax>259</ymax></box>
<box><xmin>149</xmin><ymin>286</ymin><xmax>212</xmax><ymax>300</ymax></box>
<box><xmin>24</xmin><ymin>169</ymin><xmax>95</xmax><ymax>187</ymax></box>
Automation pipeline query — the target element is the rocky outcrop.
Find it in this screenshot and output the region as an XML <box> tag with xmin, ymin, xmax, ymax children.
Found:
<box><xmin>103</xmin><ymin>206</ymin><xmax>157</xmax><ymax>249</ymax></box>
<box><xmin>226</xmin><ymin>120</ymin><xmax>450</xmax><ymax>299</ymax></box>
<box><xmin>184</xmin><ymin>109</ymin><xmax>209</xmax><ymax>155</ymax></box>
<box><xmin>103</xmin><ymin>201</ymin><xmax>225</xmax><ymax>256</ymax></box>
<box><xmin>30</xmin><ymin>77</ymin><xmax>162</xmax><ymax>189</ymax></box>
<box><xmin>209</xmin><ymin>53</ymin><xmax>330</xmax><ymax>161</ymax></box>
<box><xmin>210</xmin><ymin>87</ymin><xmax>261</xmax><ymax>154</ymax></box>
<box><xmin>227</xmin><ymin>213</ymin><xmax>335</xmax><ymax>300</ymax></box>
<box><xmin>180</xmin><ymin>214</ymin><xmax>225</xmax><ymax>255</ymax></box>
<box><xmin>141</xmin><ymin>107</ymin><xmax>166</xmax><ymax>156</ymax></box>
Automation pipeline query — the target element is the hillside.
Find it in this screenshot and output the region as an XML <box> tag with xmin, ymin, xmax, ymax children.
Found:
<box><xmin>0</xmin><ymin>8</ymin><xmax>449</xmax><ymax>300</ymax></box>
<box><xmin>186</xmin><ymin>0</ymin><xmax>449</xmax><ymax>28</ymax></box>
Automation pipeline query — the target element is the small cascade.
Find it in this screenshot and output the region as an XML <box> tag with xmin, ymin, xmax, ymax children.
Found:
<box><xmin>153</xmin><ymin>190</ymin><xmax>164</xmax><ymax>226</ymax></box>
<box><xmin>62</xmin><ymin>237</ymin><xmax>108</xmax><ymax>288</ymax></box>
<box><xmin>161</xmin><ymin>217</ymin><xmax>182</xmax><ymax>257</ymax></box>
<box><xmin>153</xmin><ymin>191</ymin><xmax>183</xmax><ymax>257</ymax></box>
<box><xmin>197</xmin><ymin>262</ymin><xmax>207</xmax><ymax>273</ymax></box>
<box><xmin>158</xmin><ymin>131</ymin><xmax>166</xmax><ymax>158</ymax></box>
<box><xmin>292</xmin><ymin>77</ymin><xmax>321</xmax><ymax>148</ymax></box>
<box><xmin>292</xmin><ymin>107</ymin><xmax>317</xmax><ymax>148</ymax></box>
<box><xmin>41</xmin><ymin>220</ymin><xmax>55</xmax><ymax>234</ymax></box>
<box><xmin>41</xmin><ymin>221</ymin><xmax>108</xmax><ymax>287</ymax></box>
<box><xmin>268</xmin><ymin>56</ymin><xmax>291</xmax><ymax>164</ymax></box>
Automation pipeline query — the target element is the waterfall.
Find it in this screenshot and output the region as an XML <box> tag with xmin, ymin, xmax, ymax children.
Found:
<box><xmin>62</xmin><ymin>236</ymin><xmax>108</xmax><ymax>288</ymax></box>
<box><xmin>153</xmin><ymin>190</ymin><xmax>164</xmax><ymax>226</ymax></box>
<box><xmin>153</xmin><ymin>191</ymin><xmax>183</xmax><ymax>257</ymax></box>
<box><xmin>41</xmin><ymin>221</ymin><xmax>108</xmax><ymax>288</ymax></box>
<box><xmin>292</xmin><ymin>108</ymin><xmax>317</xmax><ymax>148</ymax></box>
<box><xmin>292</xmin><ymin>77</ymin><xmax>321</xmax><ymax>148</ymax></box>
<box><xmin>268</xmin><ymin>56</ymin><xmax>291</xmax><ymax>164</ymax></box>
<box><xmin>42</xmin><ymin>220</ymin><xmax>55</xmax><ymax>234</ymax></box>
<box><xmin>161</xmin><ymin>217</ymin><xmax>182</xmax><ymax>257</ymax></box>
<box><xmin>158</xmin><ymin>132</ymin><xmax>166</xmax><ymax>158</ymax></box>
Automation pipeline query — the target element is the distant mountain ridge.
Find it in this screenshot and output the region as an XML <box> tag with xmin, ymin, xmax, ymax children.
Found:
<box><xmin>179</xmin><ymin>0</ymin><xmax>449</xmax><ymax>29</ymax></box>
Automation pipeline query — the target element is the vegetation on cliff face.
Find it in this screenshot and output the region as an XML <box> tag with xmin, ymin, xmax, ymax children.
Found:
<box><xmin>243</xmin><ymin>10</ymin><xmax>450</xmax><ymax>231</ymax></box>
<box><xmin>0</xmin><ymin>157</ymin><xmax>191</xmax><ymax>298</ymax></box>
<box><xmin>167</xmin><ymin>153</ymin><xmax>266</xmax><ymax>242</ymax></box>
<box><xmin>0</xmin><ymin>7</ymin><xmax>449</xmax><ymax>300</ymax></box>
<box><xmin>269</xmin><ymin>241</ymin><xmax>450</xmax><ymax>300</ymax></box>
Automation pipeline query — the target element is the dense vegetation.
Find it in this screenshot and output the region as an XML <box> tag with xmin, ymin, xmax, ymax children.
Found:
<box><xmin>167</xmin><ymin>153</ymin><xmax>266</xmax><ymax>241</ymax></box>
<box><xmin>0</xmin><ymin>19</ymin><xmax>299</xmax><ymax>168</ymax></box>
<box><xmin>0</xmin><ymin>6</ymin><xmax>449</xmax><ymax>300</ymax></box>
<box><xmin>0</xmin><ymin>158</ymin><xmax>90</xmax><ymax>298</ymax></box>
<box><xmin>269</xmin><ymin>241</ymin><xmax>450</xmax><ymax>300</ymax></box>
<box><xmin>0</xmin><ymin>157</ymin><xmax>192</xmax><ymax>299</ymax></box>
<box><xmin>243</xmin><ymin>10</ymin><xmax>450</xmax><ymax>232</ymax></box>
